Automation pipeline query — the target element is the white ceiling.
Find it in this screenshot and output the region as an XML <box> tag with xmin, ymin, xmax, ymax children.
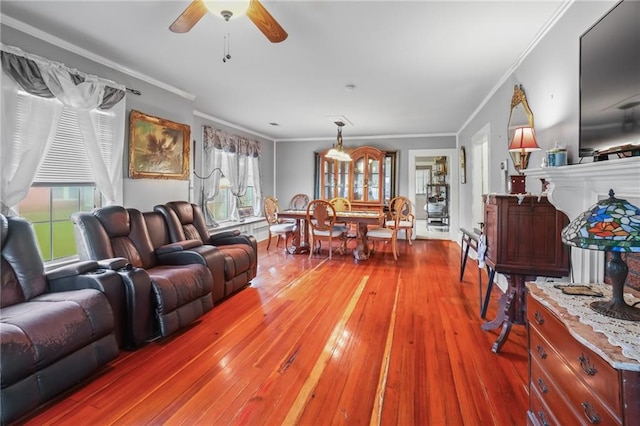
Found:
<box><xmin>0</xmin><ymin>0</ymin><xmax>569</xmax><ymax>141</ymax></box>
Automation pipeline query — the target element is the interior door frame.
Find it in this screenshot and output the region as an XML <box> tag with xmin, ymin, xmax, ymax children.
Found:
<box><xmin>408</xmin><ymin>148</ymin><xmax>459</xmax><ymax>240</ymax></box>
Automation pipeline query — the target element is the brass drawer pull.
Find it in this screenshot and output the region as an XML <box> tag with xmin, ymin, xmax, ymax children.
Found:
<box><xmin>578</xmin><ymin>354</ymin><xmax>597</xmax><ymax>376</ymax></box>
<box><xmin>534</xmin><ymin>310</ymin><xmax>545</xmax><ymax>325</ymax></box>
<box><xmin>581</xmin><ymin>401</ymin><xmax>601</xmax><ymax>424</ymax></box>
<box><xmin>536</xmin><ymin>344</ymin><xmax>547</xmax><ymax>359</ymax></box>
<box><xmin>536</xmin><ymin>378</ymin><xmax>549</xmax><ymax>394</ymax></box>
<box><xmin>537</xmin><ymin>410</ymin><xmax>550</xmax><ymax>426</ymax></box>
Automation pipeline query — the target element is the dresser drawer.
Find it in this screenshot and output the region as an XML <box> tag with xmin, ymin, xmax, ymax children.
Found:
<box><xmin>530</xmin><ymin>357</ymin><xmax>579</xmax><ymax>426</ymax></box>
<box><xmin>527</xmin><ymin>295</ymin><xmax>620</xmax><ymax>414</ymax></box>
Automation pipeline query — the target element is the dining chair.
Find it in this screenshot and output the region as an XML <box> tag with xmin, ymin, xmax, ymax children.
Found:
<box><xmin>329</xmin><ymin>197</ymin><xmax>352</xmax><ymax>235</ymax></box>
<box><xmin>367</xmin><ymin>197</ymin><xmax>406</xmax><ymax>260</ymax></box>
<box><xmin>386</xmin><ymin>196</ymin><xmax>415</xmax><ymax>245</ymax></box>
<box><xmin>306</xmin><ymin>199</ymin><xmax>347</xmax><ymax>260</ymax></box>
<box><xmin>264</xmin><ymin>196</ymin><xmax>296</xmax><ymax>251</ymax></box>
<box><xmin>289</xmin><ymin>193</ymin><xmax>310</xmax><ymax>210</ymax></box>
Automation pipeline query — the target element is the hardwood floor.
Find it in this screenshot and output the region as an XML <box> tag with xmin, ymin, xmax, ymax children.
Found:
<box><xmin>19</xmin><ymin>238</ymin><xmax>529</xmax><ymax>425</ymax></box>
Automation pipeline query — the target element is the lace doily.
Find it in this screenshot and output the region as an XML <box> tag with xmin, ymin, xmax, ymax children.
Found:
<box><xmin>537</xmin><ymin>283</ymin><xmax>640</xmax><ymax>363</ymax></box>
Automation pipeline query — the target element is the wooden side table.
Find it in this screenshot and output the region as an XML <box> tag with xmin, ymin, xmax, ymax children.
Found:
<box><xmin>480</xmin><ymin>194</ymin><xmax>569</xmax><ymax>353</ymax></box>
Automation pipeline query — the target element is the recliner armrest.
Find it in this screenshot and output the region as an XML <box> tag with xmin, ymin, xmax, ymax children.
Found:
<box><xmin>96</xmin><ymin>257</ymin><xmax>130</xmax><ymax>271</ymax></box>
<box><xmin>208</xmin><ymin>230</ymin><xmax>241</xmax><ymax>243</ymax></box>
<box><xmin>156</xmin><ymin>239</ymin><xmax>202</xmax><ymax>255</ymax></box>
<box><xmin>46</xmin><ymin>260</ymin><xmax>100</xmax><ymax>280</ymax></box>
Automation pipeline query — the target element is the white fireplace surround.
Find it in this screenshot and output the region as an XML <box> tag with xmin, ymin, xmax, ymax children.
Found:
<box><xmin>525</xmin><ymin>156</ymin><xmax>640</xmax><ymax>284</ymax></box>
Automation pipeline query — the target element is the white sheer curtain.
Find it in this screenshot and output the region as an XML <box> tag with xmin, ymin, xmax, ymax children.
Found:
<box><xmin>0</xmin><ymin>44</ymin><xmax>126</xmax><ymax>215</ymax></box>
<box><xmin>200</xmin><ymin>126</ymin><xmax>263</xmax><ymax>226</ymax></box>
<box><xmin>1</xmin><ymin>74</ymin><xmax>62</xmax><ymax>214</ymax></box>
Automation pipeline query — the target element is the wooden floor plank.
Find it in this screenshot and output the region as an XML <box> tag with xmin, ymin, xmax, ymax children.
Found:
<box><xmin>17</xmin><ymin>238</ymin><xmax>529</xmax><ymax>426</ymax></box>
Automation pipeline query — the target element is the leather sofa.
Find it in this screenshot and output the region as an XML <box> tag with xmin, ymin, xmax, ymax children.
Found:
<box><xmin>1</xmin><ymin>214</ymin><xmax>119</xmax><ymax>424</ymax></box>
<box><xmin>154</xmin><ymin>201</ymin><xmax>258</xmax><ymax>302</ymax></box>
<box><xmin>71</xmin><ymin>206</ymin><xmax>215</xmax><ymax>339</ymax></box>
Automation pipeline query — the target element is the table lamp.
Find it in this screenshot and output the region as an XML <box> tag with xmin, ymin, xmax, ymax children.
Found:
<box><xmin>508</xmin><ymin>126</ymin><xmax>540</xmax><ymax>193</ymax></box>
<box><xmin>561</xmin><ymin>189</ymin><xmax>640</xmax><ymax>321</ymax></box>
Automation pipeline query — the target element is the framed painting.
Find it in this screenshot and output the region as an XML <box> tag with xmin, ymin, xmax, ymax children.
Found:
<box><xmin>129</xmin><ymin>110</ymin><xmax>190</xmax><ymax>180</ymax></box>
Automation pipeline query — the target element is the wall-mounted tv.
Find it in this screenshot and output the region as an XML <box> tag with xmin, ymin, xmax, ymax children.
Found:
<box><xmin>579</xmin><ymin>0</ymin><xmax>640</xmax><ymax>159</ymax></box>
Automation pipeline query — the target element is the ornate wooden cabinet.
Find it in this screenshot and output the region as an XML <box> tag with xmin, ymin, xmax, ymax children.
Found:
<box><xmin>527</xmin><ymin>283</ymin><xmax>640</xmax><ymax>426</ymax></box>
<box><xmin>481</xmin><ymin>194</ymin><xmax>570</xmax><ymax>352</ymax></box>
<box><xmin>315</xmin><ymin>146</ymin><xmax>396</xmax><ymax>211</ymax></box>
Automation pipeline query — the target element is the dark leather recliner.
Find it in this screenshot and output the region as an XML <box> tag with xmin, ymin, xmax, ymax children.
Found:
<box><xmin>1</xmin><ymin>214</ymin><xmax>119</xmax><ymax>424</ymax></box>
<box><xmin>71</xmin><ymin>206</ymin><xmax>215</xmax><ymax>339</ymax></box>
<box><xmin>154</xmin><ymin>201</ymin><xmax>258</xmax><ymax>301</ymax></box>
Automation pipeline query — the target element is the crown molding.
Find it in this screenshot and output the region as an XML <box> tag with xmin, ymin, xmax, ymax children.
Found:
<box><xmin>194</xmin><ymin>110</ymin><xmax>275</xmax><ymax>141</ymax></box>
<box><xmin>1</xmin><ymin>14</ymin><xmax>196</xmax><ymax>101</ymax></box>
<box><xmin>276</xmin><ymin>132</ymin><xmax>456</xmax><ymax>143</ymax></box>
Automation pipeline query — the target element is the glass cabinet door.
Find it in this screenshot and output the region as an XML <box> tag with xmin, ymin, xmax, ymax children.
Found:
<box><xmin>353</xmin><ymin>157</ymin><xmax>365</xmax><ymax>202</ymax></box>
<box><xmin>337</xmin><ymin>161</ymin><xmax>349</xmax><ymax>199</ymax></box>
<box><xmin>367</xmin><ymin>157</ymin><xmax>380</xmax><ymax>202</ymax></box>
<box><xmin>322</xmin><ymin>158</ymin><xmax>335</xmax><ymax>199</ymax></box>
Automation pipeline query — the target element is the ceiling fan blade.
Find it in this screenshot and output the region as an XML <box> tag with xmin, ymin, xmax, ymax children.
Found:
<box><xmin>169</xmin><ymin>0</ymin><xmax>207</xmax><ymax>33</ymax></box>
<box><xmin>246</xmin><ymin>0</ymin><xmax>288</xmax><ymax>43</ymax></box>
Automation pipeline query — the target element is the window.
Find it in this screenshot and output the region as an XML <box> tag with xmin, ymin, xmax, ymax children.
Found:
<box><xmin>207</xmin><ymin>160</ymin><xmax>256</xmax><ymax>222</ymax></box>
<box><xmin>13</xmin><ymin>92</ymin><xmax>115</xmax><ymax>262</ymax></box>
<box><xmin>18</xmin><ymin>186</ymin><xmax>101</xmax><ymax>262</ymax></box>
<box><xmin>415</xmin><ymin>168</ymin><xmax>430</xmax><ymax>195</ymax></box>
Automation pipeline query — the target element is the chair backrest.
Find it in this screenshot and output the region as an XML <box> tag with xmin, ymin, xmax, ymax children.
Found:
<box><xmin>329</xmin><ymin>197</ymin><xmax>351</xmax><ymax>212</ymax></box>
<box><xmin>390</xmin><ymin>196</ymin><xmax>412</xmax><ymax>221</ymax></box>
<box><xmin>307</xmin><ymin>199</ymin><xmax>337</xmax><ymax>232</ymax></box>
<box><xmin>156</xmin><ymin>201</ymin><xmax>210</xmax><ymax>244</ymax></box>
<box><xmin>263</xmin><ymin>196</ymin><xmax>281</xmax><ymax>225</ymax></box>
<box><xmin>389</xmin><ymin>197</ymin><xmax>408</xmax><ymax>227</ymax></box>
<box><xmin>289</xmin><ymin>194</ymin><xmax>310</xmax><ymax>210</ymax></box>
<box><xmin>72</xmin><ymin>205</ymin><xmax>157</xmax><ymax>269</ymax></box>
<box><xmin>1</xmin><ymin>214</ymin><xmax>47</xmax><ymax>307</ymax></box>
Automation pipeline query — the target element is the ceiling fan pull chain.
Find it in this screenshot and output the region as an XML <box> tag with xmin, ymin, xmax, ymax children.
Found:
<box><xmin>222</xmin><ymin>33</ymin><xmax>231</xmax><ymax>63</ymax></box>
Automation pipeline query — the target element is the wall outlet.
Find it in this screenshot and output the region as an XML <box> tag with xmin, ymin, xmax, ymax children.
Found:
<box><xmin>500</xmin><ymin>160</ymin><xmax>508</xmax><ymax>171</ymax></box>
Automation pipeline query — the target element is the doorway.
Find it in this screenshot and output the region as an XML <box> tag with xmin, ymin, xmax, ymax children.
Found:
<box><xmin>408</xmin><ymin>149</ymin><xmax>458</xmax><ymax>240</ymax></box>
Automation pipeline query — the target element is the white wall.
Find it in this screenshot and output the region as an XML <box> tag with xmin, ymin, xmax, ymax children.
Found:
<box><xmin>275</xmin><ymin>135</ymin><xmax>456</xmax><ymax>208</ymax></box>
<box><xmin>457</xmin><ymin>1</ymin><xmax>618</xmax><ymax>232</ymax></box>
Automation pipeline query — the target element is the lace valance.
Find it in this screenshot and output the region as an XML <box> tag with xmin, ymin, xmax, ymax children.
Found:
<box><xmin>203</xmin><ymin>125</ymin><xmax>261</xmax><ymax>157</ymax></box>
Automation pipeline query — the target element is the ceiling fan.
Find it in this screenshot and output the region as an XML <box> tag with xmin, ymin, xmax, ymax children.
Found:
<box><xmin>169</xmin><ymin>0</ymin><xmax>288</xmax><ymax>43</ymax></box>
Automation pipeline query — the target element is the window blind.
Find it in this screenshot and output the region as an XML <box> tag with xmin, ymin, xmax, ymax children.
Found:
<box><xmin>15</xmin><ymin>92</ymin><xmax>114</xmax><ymax>184</ymax></box>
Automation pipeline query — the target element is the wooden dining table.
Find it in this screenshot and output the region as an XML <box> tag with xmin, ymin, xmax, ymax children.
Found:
<box><xmin>277</xmin><ymin>209</ymin><xmax>383</xmax><ymax>260</ymax></box>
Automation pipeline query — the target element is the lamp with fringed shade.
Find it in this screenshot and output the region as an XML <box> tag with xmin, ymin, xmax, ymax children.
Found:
<box><xmin>508</xmin><ymin>126</ymin><xmax>540</xmax><ymax>194</ymax></box>
<box><xmin>561</xmin><ymin>189</ymin><xmax>640</xmax><ymax>321</ymax></box>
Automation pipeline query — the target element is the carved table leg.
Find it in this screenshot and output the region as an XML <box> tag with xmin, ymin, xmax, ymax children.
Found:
<box><xmin>352</xmin><ymin>223</ymin><xmax>371</xmax><ymax>261</ymax></box>
<box><xmin>481</xmin><ymin>274</ymin><xmax>531</xmax><ymax>353</ymax></box>
<box><xmin>287</xmin><ymin>219</ymin><xmax>310</xmax><ymax>254</ymax></box>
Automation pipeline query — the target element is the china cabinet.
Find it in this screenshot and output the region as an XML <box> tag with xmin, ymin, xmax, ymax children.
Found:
<box><xmin>315</xmin><ymin>146</ymin><xmax>396</xmax><ymax>211</ymax></box>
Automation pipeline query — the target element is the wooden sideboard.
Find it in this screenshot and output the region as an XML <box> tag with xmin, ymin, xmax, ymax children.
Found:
<box><xmin>526</xmin><ymin>283</ymin><xmax>640</xmax><ymax>425</ymax></box>
<box><xmin>481</xmin><ymin>194</ymin><xmax>569</xmax><ymax>352</ymax></box>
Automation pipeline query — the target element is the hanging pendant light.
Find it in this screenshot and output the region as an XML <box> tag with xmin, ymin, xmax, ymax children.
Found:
<box><xmin>326</xmin><ymin>123</ymin><xmax>352</xmax><ymax>161</ymax></box>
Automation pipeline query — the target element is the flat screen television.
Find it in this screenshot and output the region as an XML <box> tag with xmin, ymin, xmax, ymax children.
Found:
<box><xmin>579</xmin><ymin>0</ymin><xmax>640</xmax><ymax>159</ymax></box>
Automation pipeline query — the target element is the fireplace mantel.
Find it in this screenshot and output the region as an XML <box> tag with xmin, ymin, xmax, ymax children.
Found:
<box><xmin>525</xmin><ymin>156</ymin><xmax>640</xmax><ymax>283</ymax></box>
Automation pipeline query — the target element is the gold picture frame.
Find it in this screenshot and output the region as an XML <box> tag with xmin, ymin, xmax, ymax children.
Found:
<box><xmin>128</xmin><ymin>110</ymin><xmax>190</xmax><ymax>180</ymax></box>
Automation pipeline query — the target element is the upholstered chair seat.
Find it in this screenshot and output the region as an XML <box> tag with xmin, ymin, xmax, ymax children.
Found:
<box><xmin>72</xmin><ymin>206</ymin><xmax>214</xmax><ymax>338</ymax></box>
<box><xmin>155</xmin><ymin>201</ymin><xmax>258</xmax><ymax>301</ymax></box>
<box><xmin>1</xmin><ymin>214</ymin><xmax>119</xmax><ymax>424</ymax></box>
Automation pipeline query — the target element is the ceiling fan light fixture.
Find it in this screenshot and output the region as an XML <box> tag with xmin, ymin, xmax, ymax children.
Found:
<box><xmin>204</xmin><ymin>0</ymin><xmax>251</xmax><ymax>20</ymax></box>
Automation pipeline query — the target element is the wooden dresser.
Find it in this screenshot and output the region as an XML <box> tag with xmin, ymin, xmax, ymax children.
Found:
<box><xmin>526</xmin><ymin>283</ymin><xmax>640</xmax><ymax>426</ymax></box>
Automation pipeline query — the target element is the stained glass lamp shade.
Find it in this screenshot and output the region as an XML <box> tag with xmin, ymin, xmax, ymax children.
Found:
<box><xmin>561</xmin><ymin>189</ymin><xmax>640</xmax><ymax>321</ymax></box>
